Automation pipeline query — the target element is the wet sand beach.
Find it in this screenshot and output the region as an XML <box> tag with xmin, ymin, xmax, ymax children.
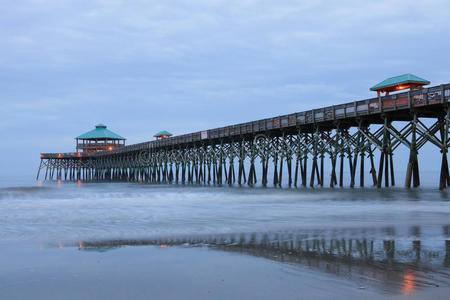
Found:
<box><xmin>1</xmin><ymin>241</ymin><xmax>449</xmax><ymax>300</ymax></box>
<box><xmin>0</xmin><ymin>182</ymin><xmax>449</xmax><ymax>299</ymax></box>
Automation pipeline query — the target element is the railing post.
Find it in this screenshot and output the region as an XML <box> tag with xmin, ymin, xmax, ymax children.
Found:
<box><xmin>379</xmin><ymin>95</ymin><xmax>383</xmax><ymax>112</ymax></box>
<box><xmin>408</xmin><ymin>90</ymin><xmax>411</xmax><ymax>109</ymax></box>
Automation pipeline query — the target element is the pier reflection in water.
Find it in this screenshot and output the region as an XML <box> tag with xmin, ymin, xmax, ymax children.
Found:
<box><xmin>57</xmin><ymin>226</ymin><xmax>450</xmax><ymax>296</ymax></box>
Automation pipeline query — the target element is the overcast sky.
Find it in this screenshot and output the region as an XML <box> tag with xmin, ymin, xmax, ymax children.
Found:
<box><xmin>1</xmin><ymin>0</ymin><xmax>450</xmax><ymax>176</ymax></box>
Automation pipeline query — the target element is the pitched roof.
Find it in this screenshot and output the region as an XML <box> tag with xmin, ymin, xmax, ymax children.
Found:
<box><xmin>76</xmin><ymin>124</ymin><xmax>125</xmax><ymax>140</ymax></box>
<box><xmin>154</xmin><ymin>130</ymin><xmax>173</xmax><ymax>137</ymax></box>
<box><xmin>370</xmin><ymin>74</ymin><xmax>430</xmax><ymax>91</ymax></box>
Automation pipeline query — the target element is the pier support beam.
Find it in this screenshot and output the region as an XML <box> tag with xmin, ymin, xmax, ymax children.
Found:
<box><xmin>378</xmin><ymin>117</ymin><xmax>395</xmax><ymax>188</ymax></box>
<box><xmin>405</xmin><ymin>113</ymin><xmax>420</xmax><ymax>188</ymax></box>
<box><xmin>439</xmin><ymin>107</ymin><xmax>450</xmax><ymax>189</ymax></box>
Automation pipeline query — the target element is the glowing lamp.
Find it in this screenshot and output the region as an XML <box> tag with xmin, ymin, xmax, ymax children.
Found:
<box><xmin>395</xmin><ymin>85</ymin><xmax>408</xmax><ymax>91</ymax></box>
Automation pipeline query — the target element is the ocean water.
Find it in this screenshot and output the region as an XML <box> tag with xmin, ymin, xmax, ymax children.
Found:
<box><xmin>1</xmin><ymin>179</ymin><xmax>449</xmax><ymax>299</ymax></box>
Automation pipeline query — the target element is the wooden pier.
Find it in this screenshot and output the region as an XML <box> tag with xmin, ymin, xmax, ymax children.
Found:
<box><xmin>37</xmin><ymin>82</ymin><xmax>450</xmax><ymax>189</ymax></box>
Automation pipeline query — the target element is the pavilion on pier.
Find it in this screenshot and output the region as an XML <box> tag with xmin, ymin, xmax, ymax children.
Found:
<box><xmin>370</xmin><ymin>73</ymin><xmax>430</xmax><ymax>97</ymax></box>
<box><xmin>76</xmin><ymin>124</ymin><xmax>126</xmax><ymax>152</ymax></box>
<box><xmin>154</xmin><ymin>130</ymin><xmax>173</xmax><ymax>140</ymax></box>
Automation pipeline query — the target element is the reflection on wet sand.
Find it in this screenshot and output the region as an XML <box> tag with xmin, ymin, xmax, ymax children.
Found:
<box><xmin>52</xmin><ymin>226</ymin><xmax>450</xmax><ymax>296</ymax></box>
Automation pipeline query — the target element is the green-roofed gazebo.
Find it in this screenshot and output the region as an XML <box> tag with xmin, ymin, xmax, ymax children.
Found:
<box><xmin>76</xmin><ymin>124</ymin><xmax>126</xmax><ymax>153</ymax></box>
<box><xmin>370</xmin><ymin>74</ymin><xmax>430</xmax><ymax>96</ymax></box>
<box><xmin>154</xmin><ymin>130</ymin><xmax>173</xmax><ymax>140</ymax></box>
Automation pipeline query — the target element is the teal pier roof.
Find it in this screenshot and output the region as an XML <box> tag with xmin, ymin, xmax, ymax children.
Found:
<box><xmin>76</xmin><ymin>124</ymin><xmax>125</xmax><ymax>140</ymax></box>
<box><xmin>154</xmin><ymin>130</ymin><xmax>173</xmax><ymax>137</ymax></box>
<box><xmin>370</xmin><ymin>74</ymin><xmax>430</xmax><ymax>91</ymax></box>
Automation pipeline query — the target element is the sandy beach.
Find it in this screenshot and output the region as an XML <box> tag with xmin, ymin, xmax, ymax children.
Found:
<box><xmin>1</xmin><ymin>241</ymin><xmax>449</xmax><ymax>300</ymax></box>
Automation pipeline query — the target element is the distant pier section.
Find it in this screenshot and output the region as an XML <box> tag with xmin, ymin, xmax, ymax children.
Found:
<box><xmin>38</xmin><ymin>74</ymin><xmax>450</xmax><ymax>189</ymax></box>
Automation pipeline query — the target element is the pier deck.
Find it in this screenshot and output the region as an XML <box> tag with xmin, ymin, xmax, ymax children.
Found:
<box><xmin>39</xmin><ymin>83</ymin><xmax>450</xmax><ymax>189</ymax></box>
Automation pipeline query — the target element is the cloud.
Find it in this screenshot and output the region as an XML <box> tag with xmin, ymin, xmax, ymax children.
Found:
<box><xmin>0</xmin><ymin>0</ymin><xmax>449</xmax><ymax>174</ymax></box>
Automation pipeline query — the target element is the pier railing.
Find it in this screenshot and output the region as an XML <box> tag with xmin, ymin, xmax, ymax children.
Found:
<box><xmin>90</xmin><ymin>84</ymin><xmax>449</xmax><ymax>154</ymax></box>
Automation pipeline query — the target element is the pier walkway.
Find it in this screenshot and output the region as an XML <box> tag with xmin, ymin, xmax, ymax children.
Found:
<box><xmin>38</xmin><ymin>83</ymin><xmax>450</xmax><ymax>189</ymax></box>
